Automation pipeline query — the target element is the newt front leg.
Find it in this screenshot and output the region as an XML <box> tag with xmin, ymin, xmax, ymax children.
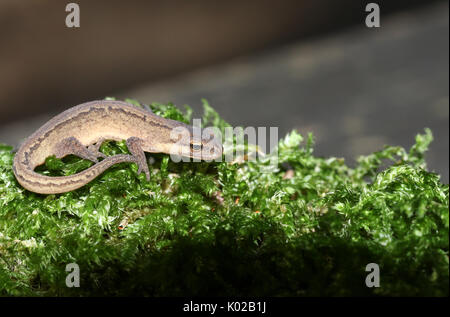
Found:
<box><xmin>126</xmin><ymin>137</ymin><xmax>150</xmax><ymax>181</ymax></box>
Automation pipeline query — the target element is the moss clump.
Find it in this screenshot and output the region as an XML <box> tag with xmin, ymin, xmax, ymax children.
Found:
<box><xmin>0</xmin><ymin>99</ymin><xmax>448</xmax><ymax>296</ymax></box>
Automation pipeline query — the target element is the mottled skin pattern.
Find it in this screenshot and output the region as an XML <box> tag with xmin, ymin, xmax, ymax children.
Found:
<box><xmin>13</xmin><ymin>100</ymin><xmax>222</xmax><ymax>194</ymax></box>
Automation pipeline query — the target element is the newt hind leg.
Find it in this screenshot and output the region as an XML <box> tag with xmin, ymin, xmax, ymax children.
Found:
<box><xmin>54</xmin><ymin>137</ymin><xmax>102</xmax><ymax>163</ymax></box>
<box><xmin>87</xmin><ymin>138</ymin><xmax>108</xmax><ymax>159</ymax></box>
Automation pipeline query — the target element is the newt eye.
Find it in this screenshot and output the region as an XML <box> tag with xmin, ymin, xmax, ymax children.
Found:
<box><xmin>190</xmin><ymin>143</ymin><xmax>202</xmax><ymax>152</ymax></box>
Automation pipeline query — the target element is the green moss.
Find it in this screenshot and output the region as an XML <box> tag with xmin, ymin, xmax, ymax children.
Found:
<box><xmin>0</xmin><ymin>99</ymin><xmax>448</xmax><ymax>296</ymax></box>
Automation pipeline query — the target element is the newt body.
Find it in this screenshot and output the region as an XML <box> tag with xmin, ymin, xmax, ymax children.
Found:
<box><xmin>13</xmin><ymin>100</ymin><xmax>222</xmax><ymax>194</ymax></box>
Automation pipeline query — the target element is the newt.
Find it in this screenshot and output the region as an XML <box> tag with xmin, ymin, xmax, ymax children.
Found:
<box><xmin>13</xmin><ymin>100</ymin><xmax>222</xmax><ymax>194</ymax></box>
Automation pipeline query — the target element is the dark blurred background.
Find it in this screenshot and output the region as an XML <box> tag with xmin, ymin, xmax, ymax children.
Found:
<box><xmin>0</xmin><ymin>0</ymin><xmax>448</xmax><ymax>182</ymax></box>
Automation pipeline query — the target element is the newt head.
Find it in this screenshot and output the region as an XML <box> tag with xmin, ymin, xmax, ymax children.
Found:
<box><xmin>168</xmin><ymin>124</ymin><xmax>223</xmax><ymax>161</ymax></box>
<box><xmin>189</xmin><ymin>127</ymin><xmax>223</xmax><ymax>161</ymax></box>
